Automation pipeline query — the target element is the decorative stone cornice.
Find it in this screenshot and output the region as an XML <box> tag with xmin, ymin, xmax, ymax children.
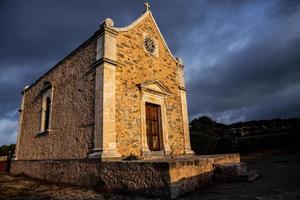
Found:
<box><xmin>137</xmin><ymin>80</ymin><xmax>172</xmax><ymax>96</ymax></box>
<box><xmin>91</xmin><ymin>57</ymin><xmax>118</xmax><ymax>69</ymax></box>
<box><xmin>178</xmin><ymin>86</ymin><xmax>186</xmax><ymax>91</ymax></box>
<box><xmin>21</xmin><ymin>85</ymin><xmax>30</xmax><ymax>94</ymax></box>
<box><xmin>177</xmin><ymin>63</ymin><xmax>185</xmax><ymax>69</ymax></box>
<box><xmin>98</xmin><ymin>23</ymin><xmax>118</xmax><ymax>38</ymax></box>
<box><xmin>176</xmin><ymin>57</ymin><xmax>185</xmax><ymax>69</ymax></box>
<box><xmin>103</xmin><ymin>18</ymin><xmax>114</xmax><ymax>27</ymax></box>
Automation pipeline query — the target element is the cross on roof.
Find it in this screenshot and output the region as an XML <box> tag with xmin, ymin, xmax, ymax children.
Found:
<box><xmin>144</xmin><ymin>2</ymin><xmax>150</xmax><ymax>11</ymax></box>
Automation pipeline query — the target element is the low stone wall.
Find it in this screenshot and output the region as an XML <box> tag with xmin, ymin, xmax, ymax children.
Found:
<box><xmin>0</xmin><ymin>161</ymin><xmax>7</xmax><ymax>172</ymax></box>
<box><xmin>0</xmin><ymin>156</ymin><xmax>8</xmax><ymax>172</ymax></box>
<box><xmin>11</xmin><ymin>159</ymin><xmax>171</xmax><ymax>197</ymax></box>
<box><xmin>168</xmin><ymin>154</ymin><xmax>240</xmax><ymax>198</ymax></box>
<box><xmin>11</xmin><ymin>154</ymin><xmax>240</xmax><ymax>198</ymax></box>
<box><xmin>11</xmin><ymin>159</ymin><xmax>102</xmax><ymax>186</ymax></box>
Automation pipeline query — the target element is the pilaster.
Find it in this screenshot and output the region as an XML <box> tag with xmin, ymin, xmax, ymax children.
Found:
<box><xmin>89</xmin><ymin>19</ymin><xmax>121</xmax><ymax>159</ymax></box>
<box><xmin>14</xmin><ymin>86</ymin><xmax>28</xmax><ymax>160</ymax></box>
<box><xmin>177</xmin><ymin>60</ymin><xmax>194</xmax><ymax>155</ymax></box>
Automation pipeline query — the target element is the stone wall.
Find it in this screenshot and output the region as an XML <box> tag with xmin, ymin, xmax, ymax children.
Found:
<box><xmin>115</xmin><ymin>14</ymin><xmax>185</xmax><ymax>156</ymax></box>
<box><xmin>17</xmin><ymin>38</ymin><xmax>97</xmax><ymax>160</ymax></box>
<box><xmin>11</xmin><ymin>154</ymin><xmax>240</xmax><ymax>198</ymax></box>
<box><xmin>168</xmin><ymin>154</ymin><xmax>240</xmax><ymax>198</ymax></box>
<box><xmin>0</xmin><ymin>161</ymin><xmax>7</xmax><ymax>172</ymax></box>
<box><xmin>11</xmin><ymin>159</ymin><xmax>171</xmax><ymax>197</ymax></box>
<box><xmin>16</xmin><ymin>10</ymin><xmax>191</xmax><ymax>159</ymax></box>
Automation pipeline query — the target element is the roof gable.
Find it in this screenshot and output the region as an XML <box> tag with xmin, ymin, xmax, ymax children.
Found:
<box><xmin>110</xmin><ymin>10</ymin><xmax>182</xmax><ymax>65</ymax></box>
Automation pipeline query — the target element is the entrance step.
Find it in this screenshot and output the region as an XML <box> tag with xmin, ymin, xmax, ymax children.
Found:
<box><xmin>235</xmin><ymin>170</ymin><xmax>259</xmax><ymax>182</ymax></box>
<box><xmin>142</xmin><ymin>150</ymin><xmax>165</xmax><ymax>159</ymax></box>
<box><xmin>213</xmin><ymin>162</ymin><xmax>259</xmax><ymax>182</ymax></box>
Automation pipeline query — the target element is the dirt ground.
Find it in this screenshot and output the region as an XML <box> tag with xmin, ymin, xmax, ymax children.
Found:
<box><xmin>184</xmin><ymin>153</ymin><xmax>300</xmax><ymax>200</ymax></box>
<box><xmin>0</xmin><ymin>153</ymin><xmax>299</xmax><ymax>200</ymax></box>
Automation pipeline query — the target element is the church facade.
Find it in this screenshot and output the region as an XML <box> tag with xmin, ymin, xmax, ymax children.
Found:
<box><xmin>15</xmin><ymin>6</ymin><xmax>193</xmax><ymax>160</ymax></box>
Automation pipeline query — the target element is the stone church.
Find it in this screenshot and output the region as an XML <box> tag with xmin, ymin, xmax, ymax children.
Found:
<box><xmin>12</xmin><ymin>4</ymin><xmax>245</xmax><ymax>198</ymax></box>
<box><xmin>14</xmin><ymin>3</ymin><xmax>193</xmax><ymax>160</ymax></box>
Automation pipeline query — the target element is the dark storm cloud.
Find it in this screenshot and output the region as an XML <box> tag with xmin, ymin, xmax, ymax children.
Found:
<box><xmin>0</xmin><ymin>0</ymin><xmax>141</xmax><ymax>117</ymax></box>
<box><xmin>0</xmin><ymin>0</ymin><xmax>299</xmax><ymax>145</ymax></box>
<box><xmin>185</xmin><ymin>0</ymin><xmax>300</xmax><ymax>123</ymax></box>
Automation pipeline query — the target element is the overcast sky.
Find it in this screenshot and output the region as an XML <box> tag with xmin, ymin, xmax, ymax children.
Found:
<box><xmin>0</xmin><ymin>0</ymin><xmax>299</xmax><ymax>145</ymax></box>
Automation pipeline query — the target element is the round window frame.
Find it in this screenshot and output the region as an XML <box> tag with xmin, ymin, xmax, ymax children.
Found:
<box><xmin>144</xmin><ymin>37</ymin><xmax>156</xmax><ymax>54</ymax></box>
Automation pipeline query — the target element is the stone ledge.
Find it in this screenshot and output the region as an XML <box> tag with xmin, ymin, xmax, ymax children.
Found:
<box><xmin>34</xmin><ymin>130</ymin><xmax>49</xmax><ymax>137</ymax></box>
<box><xmin>11</xmin><ymin>154</ymin><xmax>240</xmax><ymax>199</ymax></box>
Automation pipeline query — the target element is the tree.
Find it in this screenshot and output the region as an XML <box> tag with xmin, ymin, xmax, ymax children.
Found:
<box><xmin>0</xmin><ymin>144</ymin><xmax>15</xmax><ymax>156</ymax></box>
<box><xmin>190</xmin><ymin>116</ymin><xmax>236</xmax><ymax>154</ymax></box>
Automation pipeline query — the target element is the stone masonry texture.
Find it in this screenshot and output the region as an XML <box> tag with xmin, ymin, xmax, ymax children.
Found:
<box><xmin>115</xmin><ymin>14</ymin><xmax>185</xmax><ymax>156</ymax></box>
<box><xmin>17</xmin><ymin>9</ymin><xmax>191</xmax><ymax>160</ymax></box>
<box><xmin>11</xmin><ymin>154</ymin><xmax>241</xmax><ymax>198</ymax></box>
<box><xmin>17</xmin><ymin>11</ymin><xmax>188</xmax><ymax>159</ymax></box>
<box><xmin>12</xmin><ymin>9</ymin><xmax>243</xmax><ymax>199</ymax></box>
<box><xmin>17</xmin><ymin>38</ymin><xmax>97</xmax><ymax>160</ymax></box>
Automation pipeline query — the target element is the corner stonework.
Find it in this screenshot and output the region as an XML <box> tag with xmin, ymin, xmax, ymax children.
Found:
<box><xmin>14</xmin><ymin>86</ymin><xmax>29</xmax><ymax>160</ymax></box>
<box><xmin>89</xmin><ymin>19</ymin><xmax>121</xmax><ymax>159</ymax></box>
<box><xmin>177</xmin><ymin>58</ymin><xmax>194</xmax><ymax>155</ymax></box>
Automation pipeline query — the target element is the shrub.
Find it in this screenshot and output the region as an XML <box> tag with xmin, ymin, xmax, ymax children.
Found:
<box><xmin>191</xmin><ymin>132</ymin><xmax>217</xmax><ymax>155</ymax></box>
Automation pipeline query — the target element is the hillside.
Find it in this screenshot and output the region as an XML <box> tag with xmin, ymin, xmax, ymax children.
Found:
<box><xmin>227</xmin><ymin>118</ymin><xmax>300</xmax><ymax>137</ymax></box>
<box><xmin>190</xmin><ymin>117</ymin><xmax>300</xmax><ymax>154</ymax></box>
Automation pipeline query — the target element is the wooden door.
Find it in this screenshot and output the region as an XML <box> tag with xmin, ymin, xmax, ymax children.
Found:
<box><xmin>146</xmin><ymin>103</ymin><xmax>161</xmax><ymax>151</ymax></box>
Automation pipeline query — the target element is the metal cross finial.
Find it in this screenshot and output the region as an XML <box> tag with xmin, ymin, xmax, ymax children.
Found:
<box><xmin>144</xmin><ymin>2</ymin><xmax>150</xmax><ymax>11</ymax></box>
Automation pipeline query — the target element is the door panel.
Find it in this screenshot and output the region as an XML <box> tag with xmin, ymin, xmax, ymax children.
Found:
<box><xmin>146</xmin><ymin>103</ymin><xmax>161</xmax><ymax>151</ymax></box>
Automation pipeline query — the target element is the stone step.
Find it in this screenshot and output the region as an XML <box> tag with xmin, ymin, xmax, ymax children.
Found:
<box><xmin>236</xmin><ymin>170</ymin><xmax>260</xmax><ymax>182</ymax></box>
<box><xmin>212</xmin><ymin>162</ymin><xmax>259</xmax><ymax>183</ymax></box>
<box><xmin>213</xmin><ymin>162</ymin><xmax>248</xmax><ymax>177</ymax></box>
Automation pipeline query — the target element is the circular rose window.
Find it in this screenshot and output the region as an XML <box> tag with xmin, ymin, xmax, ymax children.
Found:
<box><xmin>144</xmin><ymin>37</ymin><xmax>156</xmax><ymax>54</ymax></box>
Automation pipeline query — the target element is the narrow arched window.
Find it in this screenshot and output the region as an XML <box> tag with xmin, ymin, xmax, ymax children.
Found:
<box><xmin>40</xmin><ymin>82</ymin><xmax>52</xmax><ymax>132</ymax></box>
<box><xmin>44</xmin><ymin>97</ymin><xmax>51</xmax><ymax>131</ymax></box>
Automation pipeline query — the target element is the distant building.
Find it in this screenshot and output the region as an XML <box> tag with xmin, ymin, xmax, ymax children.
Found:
<box><xmin>15</xmin><ymin>4</ymin><xmax>193</xmax><ymax>161</ymax></box>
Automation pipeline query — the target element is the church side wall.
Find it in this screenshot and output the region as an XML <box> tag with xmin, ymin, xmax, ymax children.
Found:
<box><xmin>115</xmin><ymin>15</ymin><xmax>185</xmax><ymax>156</ymax></box>
<box><xmin>17</xmin><ymin>39</ymin><xmax>97</xmax><ymax>160</ymax></box>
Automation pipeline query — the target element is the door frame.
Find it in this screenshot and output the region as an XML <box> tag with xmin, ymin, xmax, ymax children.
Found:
<box><xmin>140</xmin><ymin>91</ymin><xmax>171</xmax><ymax>156</ymax></box>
